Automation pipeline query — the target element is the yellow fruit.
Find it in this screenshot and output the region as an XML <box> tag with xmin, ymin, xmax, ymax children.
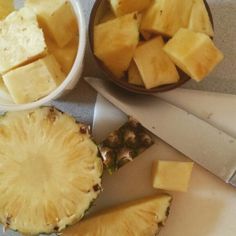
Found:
<box><xmin>153</xmin><ymin>160</ymin><xmax>194</xmax><ymax>192</ymax></box>
<box><xmin>94</xmin><ymin>13</ymin><xmax>139</xmax><ymax>78</ymax></box>
<box><xmin>110</xmin><ymin>0</ymin><xmax>152</xmax><ymax>16</ymax></box>
<box><xmin>0</xmin><ymin>107</ymin><xmax>103</xmax><ymax>235</ymax></box>
<box><xmin>141</xmin><ymin>0</ymin><xmax>194</xmax><ymax>37</ymax></box>
<box><xmin>0</xmin><ymin>0</ymin><xmax>14</xmax><ymax>20</ymax></box>
<box><xmin>3</xmin><ymin>55</ymin><xmax>65</xmax><ymax>104</ymax></box>
<box><xmin>164</xmin><ymin>28</ymin><xmax>224</xmax><ymax>81</ymax></box>
<box><xmin>128</xmin><ymin>61</ymin><xmax>144</xmax><ymax>86</ymax></box>
<box><xmin>188</xmin><ymin>0</ymin><xmax>214</xmax><ymax>37</ymax></box>
<box><xmin>62</xmin><ymin>194</ymin><xmax>172</xmax><ymax>236</ymax></box>
<box><xmin>134</xmin><ymin>37</ymin><xmax>179</xmax><ymax>89</ymax></box>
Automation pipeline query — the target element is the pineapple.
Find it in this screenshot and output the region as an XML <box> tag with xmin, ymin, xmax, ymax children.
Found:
<box><xmin>141</xmin><ymin>0</ymin><xmax>194</xmax><ymax>37</ymax></box>
<box><xmin>128</xmin><ymin>60</ymin><xmax>144</xmax><ymax>86</ymax></box>
<box><xmin>0</xmin><ymin>0</ymin><xmax>14</xmax><ymax>20</ymax></box>
<box><xmin>0</xmin><ymin>78</ymin><xmax>13</xmax><ymax>103</ymax></box>
<box><xmin>0</xmin><ymin>107</ymin><xmax>103</xmax><ymax>235</ymax></box>
<box><xmin>164</xmin><ymin>28</ymin><xmax>224</xmax><ymax>81</ymax></box>
<box><xmin>110</xmin><ymin>0</ymin><xmax>152</xmax><ymax>16</ymax></box>
<box><xmin>188</xmin><ymin>0</ymin><xmax>214</xmax><ymax>37</ymax></box>
<box><xmin>134</xmin><ymin>37</ymin><xmax>180</xmax><ymax>89</ymax></box>
<box><xmin>62</xmin><ymin>194</ymin><xmax>172</xmax><ymax>236</ymax></box>
<box><xmin>0</xmin><ymin>7</ymin><xmax>47</xmax><ymax>74</ymax></box>
<box><xmin>94</xmin><ymin>13</ymin><xmax>139</xmax><ymax>78</ymax></box>
<box><xmin>3</xmin><ymin>55</ymin><xmax>65</xmax><ymax>104</ymax></box>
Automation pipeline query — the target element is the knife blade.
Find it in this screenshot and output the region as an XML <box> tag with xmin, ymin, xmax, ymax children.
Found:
<box><xmin>85</xmin><ymin>77</ymin><xmax>236</xmax><ymax>187</ymax></box>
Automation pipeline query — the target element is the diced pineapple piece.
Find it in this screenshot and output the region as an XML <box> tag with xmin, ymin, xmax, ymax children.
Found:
<box><xmin>46</xmin><ymin>36</ymin><xmax>78</xmax><ymax>74</ymax></box>
<box><xmin>0</xmin><ymin>7</ymin><xmax>47</xmax><ymax>74</ymax></box>
<box><xmin>0</xmin><ymin>77</ymin><xmax>13</xmax><ymax>103</ymax></box>
<box><xmin>141</xmin><ymin>0</ymin><xmax>194</xmax><ymax>37</ymax></box>
<box><xmin>25</xmin><ymin>0</ymin><xmax>77</xmax><ymax>48</ymax></box>
<box><xmin>164</xmin><ymin>28</ymin><xmax>224</xmax><ymax>81</ymax></box>
<box><xmin>134</xmin><ymin>37</ymin><xmax>179</xmax><ymax>89</ymax></box>
<box><xmin>110</xmin><ymin>0</ymin><xmax>152</xmax><ymax>16</ymax></box>
<box><xmin>0</xmin><ymin>0</ymin><xmax>14</xmax><ymax>20</ymax></box>
<box><xmin>94</xmin><ymin>13</ymin><xmax>139</xmax><ymax>78</ymax></box>
<box><xmin>152</xmin><ymin>160</ymin><xmax>194</xmax><ymax>192</ymax></box>
<box><xmin>188</xmin><ymin>0</ymin><xmax>214</xmax><ymax>37</ymax></box>
<box><xmin>3</xmin><ymin>55</ymin><xmax>65</xmax><ymax>104</ymax></box>
<box><xmin>128</xmin><ymin>61</ymin><xmax>144</xmax><ymax>86</ymax></box>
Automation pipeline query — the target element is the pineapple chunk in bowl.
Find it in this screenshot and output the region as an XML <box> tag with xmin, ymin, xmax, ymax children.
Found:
<box><xmin>0</xmin><ymin>0</ymin><xmax>86</xmax><ymax>111</ymax></box>
<box><xmin>89</xmin><ymin>0</ymin><xmax>215</xmax><ymax>94</ymax></box>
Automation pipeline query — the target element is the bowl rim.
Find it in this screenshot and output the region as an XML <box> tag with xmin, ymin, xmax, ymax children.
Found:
<box><xmin>89</xmin><ymin>0</ymin><xmax>214</xmax><ymax>95</ymax></box>
<box><xmin>0</xmin><ymin>0</ymin><xmax>87</xmax><ymax>111</ymax></box>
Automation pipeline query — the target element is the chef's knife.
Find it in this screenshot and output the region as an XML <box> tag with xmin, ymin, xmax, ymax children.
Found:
<box><xmin>85</xmin><ymin>77</ymin><xmax>236</xmax><ymax>187</ymax></box>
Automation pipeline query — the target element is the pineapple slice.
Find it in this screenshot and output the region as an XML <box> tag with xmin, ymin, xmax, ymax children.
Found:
<box><xmin>0</xmin><ymin>107</ymin><xmax>103</xmax><ymax>235</ymax></box>
<box><xmin>62</xmin><ymin>194</ymin><xmax>172</xmax><ymax>236</ymax></box>
<box><xmin>164</xmin><ymin>28</ymin><xmax>224</xmax><ymax>81</ymax></box>
<box><xmin>0</xmin><ymin>7</ymin><xmax>47</xmax><ymax>74</ymax></box>
<box><xmin>0</xmin><ymin>0</ymin><xmax>14</xmax><ymax>20</ymax></box>
<box><xmin>25</xmin><ymin>0</ymin><xmax>78</xmax><ymax>48</ymax></box>
<box><xmin>94</xmin><ymin>13</ymin><xmax>139</xmax><ymax>78</ymax></box>
<box><xmin>3</xmin><ymin>55</ymin><xmax>65</xmax><ymax>104</ymax></box>
<box><xmin>110</xmin><ymin>0</ymin><xmax>152</xmax><ymax>16</ymax></box>
<box><xmin>128</xmin><ymin>60</ymin><xmax>144</xmax><ymax>86</ymax></box>
<box><xmin>134</xmin><ymin>37</ymin><xmax>179</xmax><ymax>89</ymax></box>
<box><xmin>141</xmin><ymin>0</ymin><xmax>194</xmax><ymax>37</ymax></box>
<box><xmin>188</xmin><ymin>0</ymin><xmax>214</xmax><ymax>37</ymax></box>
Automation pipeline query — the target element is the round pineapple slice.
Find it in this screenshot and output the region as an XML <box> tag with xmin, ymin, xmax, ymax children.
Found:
<box><xmin>0</xmin><ymin>107</ymin><xmax>103</xmax><ymax>235</ymax></box>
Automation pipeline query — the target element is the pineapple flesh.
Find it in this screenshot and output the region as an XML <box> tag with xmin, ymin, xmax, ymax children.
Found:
<box><xmin>0</xmin><ymin>0</ymin><xmax>14</xmax><ymax>20</ymax></box>
<box><xmin>128</xmin><ymin>60</ymin><xmax>144</xmax><ymax>86</ymax></box>
<box><xmin>62</xmin><ymin>194</ymin><xmax>172</xmax><ymax>236</ymax></box>
<box><xmin>0</xmin><ymin>107</ymin><xmax>103</xmax><ymax>235</ymax></box>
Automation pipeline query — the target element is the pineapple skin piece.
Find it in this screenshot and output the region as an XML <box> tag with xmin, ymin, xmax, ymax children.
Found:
<box><xmin>3</xmin><ymin>55</ymin><xmax>65</xmax><ymax>104</ymax></box>
<box><xmin>0</xmin><ymin>7</ymin><xmax>47</xmax><ymax>74</ymax></box>
<box><xmin>0</xmin><ymin>0</ymin><xmax>14</xmax><ymax>20</ymax></box>
<box><xmin>128</xmin><ymin>60</ymin><xmax>144</xmax><ymax>86</ymax></box>
<box><xmin>188</xmin><ymin>0</ymin><xmax>214</xmax><ymax>37</ymax></box>
<box><xmin>110</xmin><ymin>0</ymin><xmax>152</xmax><ymax>16</ymax></box>
<box><xmin>134</xmin><ymin>37</ymin><xmax>180</xmax><ymax>89</ymax></box>
<box><xmin>94</xmin><ymin>13</ymin><xmax>139</xmax><ymax>78</ymax></box>
<box><xmin>62</xmin><ymin>194</ymin><xmax>172</xmax><ymax>236</ymax></box>
<box><xmin>0</xmin><ymin>107</ymin><xmax>103</xmax><ymax>235</ymax></box>
<box><xmin>25</xmin><ymin>0</ymin><xmax>78</xmax><ymax>48</ymax></box>
<box><xmin>141</xmin><ymin>0</ymin><xmax>194</xmax><ymax>37</ymax></box>
<box><xmin>164</xmin><ymin>28</ymin><xmax>224</xmax><ymax>81</ymax></box>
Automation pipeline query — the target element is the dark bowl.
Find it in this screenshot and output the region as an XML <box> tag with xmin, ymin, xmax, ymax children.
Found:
<box><xmin>89</xmin><ymin>0</ymin><xmax>214</xmax><ymax>94</ymax></box>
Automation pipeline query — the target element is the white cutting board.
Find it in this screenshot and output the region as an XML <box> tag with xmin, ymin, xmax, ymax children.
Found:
<box><xmin>92</xmin><ymin>89</ymin><xmax>236</xmax><ymax>236</ymax></box>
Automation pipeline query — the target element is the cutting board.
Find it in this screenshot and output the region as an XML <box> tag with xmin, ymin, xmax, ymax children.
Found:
<box><xmin>92</xmin><ymin>89</ymin><xmax>236</xmax><ymax>236</ymax></box>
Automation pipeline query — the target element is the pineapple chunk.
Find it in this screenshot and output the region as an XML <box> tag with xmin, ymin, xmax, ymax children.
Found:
<box><xmin>3</xmin><ymin>55</ymin><xmax>65</xmax><ymax>104</ymax></box>
<box><xmin>134</xmin><ymin>37</ymin><xmax>179</xmax><ymax>89</ymax></box>
<box><xmin>0</xmin><ymin>7</ymin><xmax>47</xmax><ymax>74</ymax></box>
<box><xmin>0</xmin><ymin>0</ymin><xmax>14</xmax><ymax>20</ymax></box>
<box><xmin>164</xmin><ymin>28</ymin><xmax>224</xmax><ymax>81</ymax></box>
<box><xmin>94</xmin><ymin>13</ymin><xmax>139</xmax><ymax>78</ymax></box>
<box><xmin>141</xmin><ymin>0</ymin><xmax>194</xmax><ymax>37</ymax></box>
<box><xmin>153</xmin><ymin>160</ymin><xmax>194</xmax><ymax>192</ymax></box>
<box><xmin>25</xmin><ymin>0</ymin><xmax>77</xmax><ymax>48</ymax></box>
<box><xmin>110</xmin><ymin>0</ymin><xmax>152</xmax><ymax>16</ymax></box>
<box><xmin>188</xmin><ymin>0</ymin><xmax>214</xmax><ymax>37</ymax></box>
<box><xmin>46</xmin><ymin>36</ymin><xmax>78</xmax><ymax>74</ymax></box>
<box><xmin>128</xmin><ymin>61</ymin><xmax>144</xmax><ymax>86</ymax></box>
<box><xmin>62</xmin><ymin>194</ymin><xmax>172</xmax><ymax>236</ymax></box>
<box><xmin>0</xmin><ymin>77</ymin><xmax>13</xmax><ymax>103</ymax></box>
<box><xmin>0</xmin><ymin>107</ymin><xmax>103</xmax><ymax>235</ymax></box>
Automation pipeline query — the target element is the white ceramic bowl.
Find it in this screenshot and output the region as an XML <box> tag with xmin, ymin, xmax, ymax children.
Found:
<box><xmin>0</xmin><ymin>0</ymin><xmax>86</xmax><ymax>111</ymax></box>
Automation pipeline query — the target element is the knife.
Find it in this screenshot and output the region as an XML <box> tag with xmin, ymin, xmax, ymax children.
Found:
<box><xmin>85</xmin><ymin>77</ymin><xmax>236</xmax><ymax>187</ymax></box>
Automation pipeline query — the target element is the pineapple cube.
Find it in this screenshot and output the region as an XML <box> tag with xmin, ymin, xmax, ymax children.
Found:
<box><xmin>46</xmin><ymin>36</ymin><xmax>78</xmax><ymax>74</ymax></box>
<box><xmin>3</xmin><ymin>55</ymin><xmax>65</xmax><ymax>104</ymax></box>
<box><xmin>0</xmin><ymin>0</ymin><xmax>14</xmax><ymax>20</ymax></box>
<box><xmin>0</xmin><ymin>77</ymin><xmax>13</xmax><ymax>103</ymax></box>
<box><xmin>134</xmin><ymin>37</ymin><xmax>179</xmax><ymax>89</ymax></box>
<box><xmin>110</xmin><ymin>0</ymin><xmax>152</xmax><ymax>16</ymax></box>
<box><xmin>141</xmin><ymin>0</ymin><xmax>194</xmax><ymax>37</ymax></box>
<box><xmin>188</xmin><ymin>0</ymin><xmax>214</xmax><ymax>37</ymax></box>
<box><xmin>152</xmin><ymin>160</ymin><xmax>194</xmax><ymax>192</ymax></box>
<box><xmin>0</xmin><ymin>7</ymin><xmax>47</xmax><ymax>74</ymax></box>
<box><xmin>94</xmin><ymin>13</ymin><xmax>139</xmax><ymax>78</ymax></box>
<box><xmin>164</xmin><ymin>28</ymin><xmax>224</xmax><ymax>81</ymax></box>
<box><xmin>128</xmin><ymin>61</ymin><xmax>144</xmax><ymax>86</ymax></box>
<box><xmin>25</xmin><ymin>0</ymin><xmax>77</xmax><ymax>48</ymax></box>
